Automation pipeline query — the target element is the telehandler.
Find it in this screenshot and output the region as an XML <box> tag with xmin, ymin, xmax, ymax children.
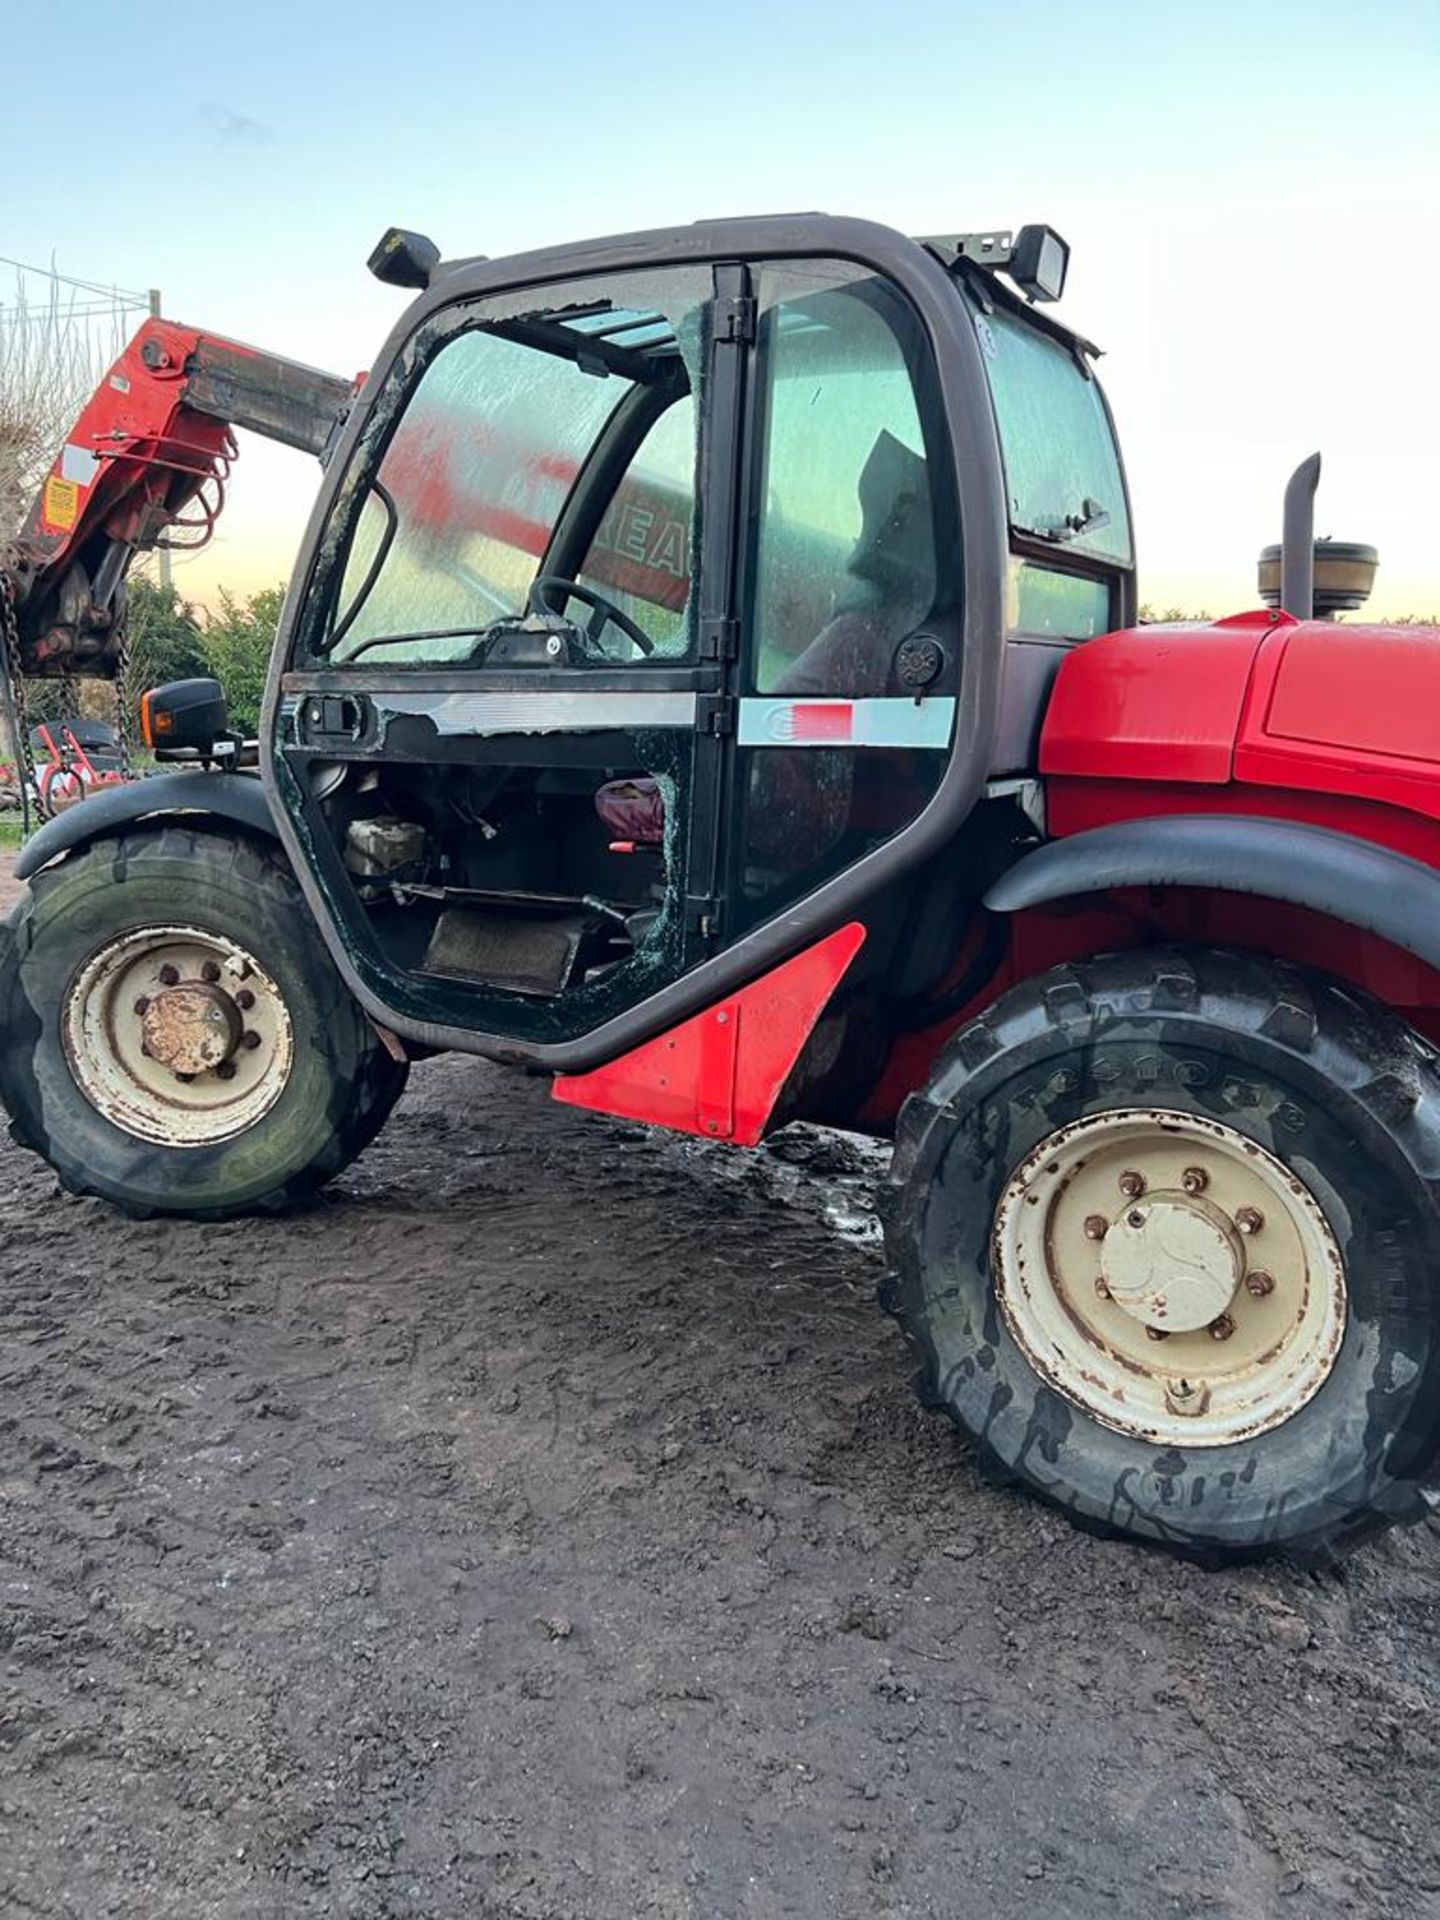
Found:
<box><xmin>2</xmin><ymin>215</ymin><xmax>1436</xmax><ymax>1561</ymax></box>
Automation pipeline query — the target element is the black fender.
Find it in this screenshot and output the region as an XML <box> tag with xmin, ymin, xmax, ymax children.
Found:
<box><xmin>13</xmin><ymin>772</ymin><xmax>280</xmax><ymax>881</ymax></box>
<box><xmin>984</xmin><ymin>813</ymin><xmax>1440</xmax><ymax>974</ymax></box>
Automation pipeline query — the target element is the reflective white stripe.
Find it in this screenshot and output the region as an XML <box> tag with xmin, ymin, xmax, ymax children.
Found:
<box><xmin>61</xmin><ymin>443</ymin><xmax>100</xmax><ymax>487</ymax></box>
<box><xmin>737</xmin><ymin>696</ymin><xmax>955</xmax><ymax>749</ymax></box>
<box><xmin>380</xmin><ymin>691</ymin><xmax>698</xmax><ymax>736</ymax></box>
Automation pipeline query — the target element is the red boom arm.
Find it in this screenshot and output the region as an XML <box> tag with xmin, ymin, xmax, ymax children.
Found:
<box><xmin>3</xmin><ymin>318</ymin><xmax>352</xmax><ymax>677</ymax></box>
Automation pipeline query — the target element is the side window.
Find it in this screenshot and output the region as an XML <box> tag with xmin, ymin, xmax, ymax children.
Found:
<box><xmin>1011</xmin><ymin>561</ymin><xmax>1114</xmax><ymax>640</ymax></box>
<box><xmin>731</xmin><ymin>263</ymin><xmax>959</xmax><ymax>934</ymax></box>
<box><xmin>751</xmin><ymin>279</ymin><xmax>940</xmax><ymax>696</ymax></box>
<box><xmin>979</xmin><ymin>308</ymin><xmax>1132</xmax><ymax>565</ymax></box>
<box><xmin>576</xmin><ymin>393</ymin><xmax>696</xmax><ymax>659</ymax></box>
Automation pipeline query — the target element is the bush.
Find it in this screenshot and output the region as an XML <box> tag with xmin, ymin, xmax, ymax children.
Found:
<box><xmin>126</xmin><ymin>574</ymin><xmax>209</xmax><ymax>691</ymax></box>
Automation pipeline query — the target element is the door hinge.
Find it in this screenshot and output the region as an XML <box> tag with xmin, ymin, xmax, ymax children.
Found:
<box><xmin>698</xmin><ymin>617</ymin><xmax>740</xmax><ymax>662</ymax></box>
<box><xmin>696</xmin><ymin>693</ymin><xmax>735</xmax><ymax>736</ymax></box>
<box><xmin>716</xmin><ymin>293</ymin><xmax>756</xmax><ymax>345</ymax></box>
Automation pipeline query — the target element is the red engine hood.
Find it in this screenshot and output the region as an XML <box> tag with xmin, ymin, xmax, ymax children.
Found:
<box><xmin>1042</xmin><ymin>610</ymin><xmax>1440</xmax><ymax>821</ymax></box>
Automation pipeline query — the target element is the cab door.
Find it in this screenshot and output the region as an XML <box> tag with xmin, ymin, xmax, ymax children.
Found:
<box><xmin>270</xmin><ymin>261</ymin><xmax>746</xmax><ymax>1050</ymax></box>
<box><xmin>722</xmin><ymin>257</ymin><xmax>964</xmax><ymax>943</ymax></box>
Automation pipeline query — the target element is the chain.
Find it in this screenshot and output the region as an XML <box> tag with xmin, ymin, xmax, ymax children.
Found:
<box><xmin>0</xmin><ymin>567</ymin><xmax>35</xmax><ymax>837</ymax></box>
<box><xmin>114</xmin><ymin>624</ymin><xmax>133</xmax><ymax>776</ymax></box>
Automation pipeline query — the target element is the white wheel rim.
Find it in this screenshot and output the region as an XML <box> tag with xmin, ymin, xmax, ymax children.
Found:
<box><xmin>62</xmin><ymin>924</ymin><xmax>294</xmax><ymax>1148</ymax></box>
<box><xmin>992</xmin><ymin>1109</ymin><xmax>1346</xmax><ymax>1447</ymax></box>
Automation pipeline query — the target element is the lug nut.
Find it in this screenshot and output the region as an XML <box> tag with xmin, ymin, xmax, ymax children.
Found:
<box><xmin>133</xmin><ymin>995</ymin><xmax>150</xmax><ymax>1016</ymax></box>
<box><xmin>1146</xmin><ymin>1326</ymin><xmax>1169</xmax><ymax>1342</ymax></box>
<box><xmin>1182</xmin><ymin>1166</ymin><xmax>1209</xmax><ymax>1195</ymax></box>
<box><xmin>158</xmin><ymin>964</ymin><xmax>180</xmax><ymax>987</ymax></box>
<box><xmin>1235</xmin><ymin>1207</ymin><xmax>1264</xmax><ymax>1236</ymax></box>
<box><xmin>1245</xmin><ymin>1269</ymin><xmax>1276</xmax><ymax>1298</ymax></box>
<box><xmin>235</xmin><ymin>988</ymin><xmax>256</xmax><ymax>1011</ymax></box>
<box><xmin>1118</xmin><ymin>1170</ymin><xmax>1146</xmax><ymax>1198</ymax></box>
<box><xmin>1209</xmin><ymin>1313</ymin><xmax>1236</xmax><ymax>1341</ymax></box>
<box><xmin>201</xmin><ymin>960</ymin><xmax>222</xmax><ymax>984</ymax></box>
<box><xmin>1094</xmin><ymin>1277</ymin><xmax>1112</xmax><ymax>1300</ymax></box>
<box><xmin>1084</xmin><ymin>1215</ymin><xmax>1108</xmax><ymax>1241</ymax></box>
<box><xmin>215</xmin><ymin>1060</ymin><xmax>237</xmax><ymax>1081</ymax></box>
<box><xmin>240</xmin><ymin>1030</ymin><xmax>262</xmax><ymax>1051</ymax></box>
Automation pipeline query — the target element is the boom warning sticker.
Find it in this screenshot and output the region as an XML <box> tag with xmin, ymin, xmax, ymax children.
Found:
<box><xmin>42</xmin><ymin>476</ymin><xmax>80</xmax><ymax>530</ymax></box>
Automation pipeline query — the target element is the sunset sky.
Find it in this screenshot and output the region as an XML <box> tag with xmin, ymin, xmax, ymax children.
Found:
<box><xmin>2</xmin><ymin>0</ymin><xmax>1436</xmax><ymax>618</ymax></box>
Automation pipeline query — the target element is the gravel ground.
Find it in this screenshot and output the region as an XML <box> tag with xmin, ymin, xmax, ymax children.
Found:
<box><xmin>1</xmin><ymin>849</ymin><xmax>1438</xmax><ymax>1919</ymax></box>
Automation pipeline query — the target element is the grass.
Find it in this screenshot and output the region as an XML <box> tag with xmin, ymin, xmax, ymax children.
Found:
<box><xmin>0</xmin><ymin>817</ymin><xmax>25</xmax><ymax>851</ymax></box>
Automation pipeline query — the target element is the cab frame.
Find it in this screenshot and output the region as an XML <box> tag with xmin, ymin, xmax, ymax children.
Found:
<box><xmin>259</xmin><ymin>214</ymin><xmax>1128</xmax><ymax>1071</ymax></box>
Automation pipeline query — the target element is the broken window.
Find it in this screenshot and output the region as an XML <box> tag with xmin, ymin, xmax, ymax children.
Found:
<box><xmin>323</xmin><ymin>270</ymin><xmax>707</xmax><ymax>667</ymax></box>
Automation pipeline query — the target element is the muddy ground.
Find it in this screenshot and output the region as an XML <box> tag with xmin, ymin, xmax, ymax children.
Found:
<box><xmin>1</xmin><ymin>853</ymin><xmax>1437</xmax><ymax>1920</ymax></box>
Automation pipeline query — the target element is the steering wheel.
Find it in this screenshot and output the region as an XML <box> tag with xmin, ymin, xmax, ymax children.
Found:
<box><xmin>529</xmin><ymin>575</ymin><xmax>655</xmax><ymax>657</ymax></box>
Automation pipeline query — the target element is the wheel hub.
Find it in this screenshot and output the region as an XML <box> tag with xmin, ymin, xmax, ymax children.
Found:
<box><xmin>140</xmin><ymin>983</ymin><xmax>243</xmax><ymax>1076</ymax></box>
<box><xmin>992</xmin><ymin>1109</ymin><xmax>1347</xmax><ymax>1447</ymax></box>
<box><xmin>62</xmin><ymin>924</ymin><xmax>294</xmax><ymax>1148</ymax></box>
<box><xmin>1100</xmin><ymin>1191</ymin><xmax>1243</xmax><ymax>1332</ymax></box>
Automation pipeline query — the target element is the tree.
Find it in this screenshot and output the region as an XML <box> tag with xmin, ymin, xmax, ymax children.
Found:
<box><xmin>200</xmin><ymin>586</ymin><xmax>285</xmax><ymax>735</ymax></box>
<box><xmin>125</xmin><ymin>572</ymin><xmax>208</xmax><ymax>690</ymax></box>
<box><xmin>1138</xmin><ymin>604</ymin><xmax>1211</xmax><ymax>623</ymax></box>
<box><xmin>2</xmin><ymin>264</ymin><xmax>140</xmax><ymax>761</ymax></box>
<box><xmin>1</xmin><ymin>266</ymin><xmax>124</xmax><ymax>538</ymax></box>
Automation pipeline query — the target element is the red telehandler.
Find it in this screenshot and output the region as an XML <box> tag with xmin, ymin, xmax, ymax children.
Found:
<box><xmin>2</xmin><ymin>216</ymin><xmax>1437</xmax><ymax>1563</ymax></box>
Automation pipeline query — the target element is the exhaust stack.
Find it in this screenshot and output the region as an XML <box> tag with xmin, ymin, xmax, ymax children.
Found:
<box><xmin>1281</xmin><ymin>452</ymin><xmax>1322</xmax><ymax>620</ymax></box>
<box><xmin>1259</xmin><ymin>456</ymin><xmax>1378</xmax><ymax>621</ymax></box>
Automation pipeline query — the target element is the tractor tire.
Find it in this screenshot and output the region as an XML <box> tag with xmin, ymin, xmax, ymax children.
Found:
<box><xmin>880</xmin><ymin>947</ymin><xmax>1440</xmax><ymax>1562</ymax></box>
<box><xmin>0</xmin><ymin>827</ymin><xmax>408</xmax><ymax>1219</ymax></box>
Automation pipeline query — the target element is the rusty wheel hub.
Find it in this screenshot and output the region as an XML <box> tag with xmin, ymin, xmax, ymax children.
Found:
<box><xmin>991</xmin><ymin>1109</ymin><xmax>1346</xmax><ymax>1447</ymax></box>
<box><xmin>140</xmin><ymin>982</ymin><xmax>244</xmax><ymax>1076</ymax></box>
<box><xmin>63</xmin><ymin>925</ymin><xmax>294</xmax><ymax>1147</ymax></box>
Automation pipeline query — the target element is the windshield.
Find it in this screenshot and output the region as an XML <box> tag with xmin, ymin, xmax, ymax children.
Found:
<box><xmin>976</xmin><ymin>306</ymin><xmax>1131</xmax><ymax>566</ymax></box>
<box><xmin>330</xmin><ymin>329</ymin><xmax>631</xmax><ymax>662</ymax></box>
<box><xmin>320</xmin><ymin>269</ymin><xmax>707</xmax><ymax>667</ymax></box>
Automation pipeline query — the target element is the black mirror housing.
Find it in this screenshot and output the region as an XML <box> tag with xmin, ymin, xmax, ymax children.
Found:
<box><xmin>367</xmin><ymin>227</ymin><xmax>441</xmax><ymax>290</ymax></box>
<box><xmin>140</xmin><ymin>677</ymin><xmax>229</xmax><ymax>755</ymax></box>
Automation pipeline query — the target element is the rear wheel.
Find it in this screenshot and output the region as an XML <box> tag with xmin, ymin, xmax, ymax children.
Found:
<box><xmin>0</xmin><ymin>828</ymin><xmax>408</xmax><ymax>1218</ymax></box>
<box><xmin>881</xmin><ymin>948</ymin><xmax>1440</xmax><ymax>1561</ymax></box>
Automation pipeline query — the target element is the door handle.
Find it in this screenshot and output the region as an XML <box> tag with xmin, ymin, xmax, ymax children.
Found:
<box><xmin>297</xmin><ymin>693</ymin><xmax>368</xmax><ymax>744</ymax></box>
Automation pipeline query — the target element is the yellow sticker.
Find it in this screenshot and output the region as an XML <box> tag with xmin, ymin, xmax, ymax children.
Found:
<box><xmin>43</xmin><ymin>476</ymin><xmax>80</xmax><ymax>531</ymax></box>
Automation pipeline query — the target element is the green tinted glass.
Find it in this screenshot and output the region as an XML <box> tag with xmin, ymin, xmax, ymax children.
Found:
<box><xmin>577</xmin><ymin>394</ymin><xmax>696</xmax><ymax>659</ymax></box>
<box><xmin>1012</xmin><ymin>562</ymin><xmax>1113</xmax><ymax>639</ymax></box>
<box><xmin>333</xmin><ymin>331</ymin><xmax>629</xmax><ymax>664</ymax></box>
<box><xmin>979</xmin><ymin>309</ymin><xmax>1131</xmax><ymax>566</ymax></box>
<box><xmin>750</xmin><ymin>274</ymin><xmax>939</xmax><ymax>695</ymax></box>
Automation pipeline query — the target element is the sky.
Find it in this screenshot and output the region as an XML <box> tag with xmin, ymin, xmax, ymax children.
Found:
<box><xmin>1</xmin><ymin>0</ymin><xmax>1436</xmax><ymax>618</ymax></box>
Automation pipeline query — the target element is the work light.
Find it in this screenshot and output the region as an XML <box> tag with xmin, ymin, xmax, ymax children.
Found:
<box><xmin>1008</xmin><ymin>226</ymin><xmax>1070</xmax><ymax>304</ymax></box>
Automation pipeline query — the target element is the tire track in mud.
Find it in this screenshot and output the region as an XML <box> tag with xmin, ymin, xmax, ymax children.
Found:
<box><xmin>0</xmin><ymin>1033</ymin><xmax>1437</xmax><ymax>1917</ymax></box>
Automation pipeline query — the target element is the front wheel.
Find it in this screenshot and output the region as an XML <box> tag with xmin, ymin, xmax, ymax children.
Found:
<box><xmin>0</xmin><ymin>828</ymin><xmax>408</xmax><ymax>1218</ymax></box>
<box><xmin>881</xmin><ymin>949</ymin><xmax>1440</xmax><ymax>1561</ymax></box>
